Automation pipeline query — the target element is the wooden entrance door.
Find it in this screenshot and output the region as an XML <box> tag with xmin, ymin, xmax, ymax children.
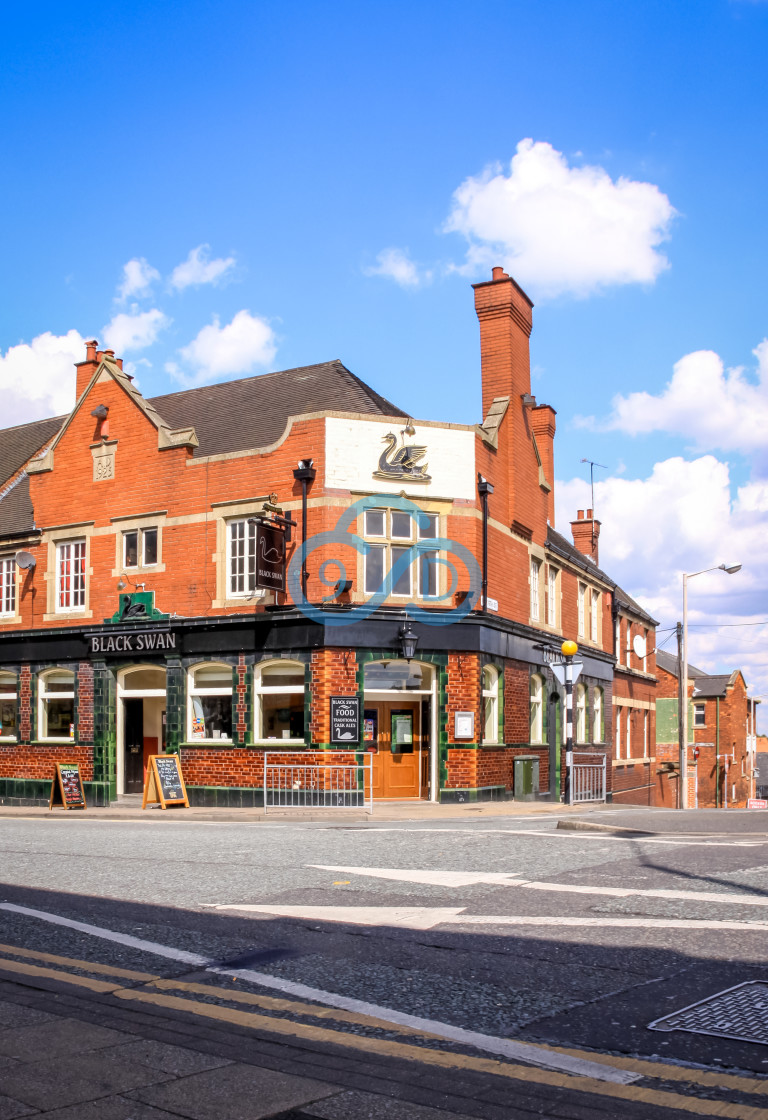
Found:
<box><xmin>124</xmin><ymin>699</ymin><xmax>144</xmax><ymax>794</ymax></box>
<box><xmin>365</xmin><ymin>702</ymin><xmax>421</xmax><ymax>799</ymax></box>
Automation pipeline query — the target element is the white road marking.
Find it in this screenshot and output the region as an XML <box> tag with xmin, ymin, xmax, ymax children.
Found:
<box><xmin>312</xmin><ymin>865</ymin><xmax>521</xmax><ymax>887</ymax></box>
<box><xmin>209</xmin><ymin>901</ymin><xmax>768</xmax><ymax>933</ymax></box>
<box><xmin>0</xmin><ymin>902</ymin><xmax>635</xmax><ymax>1085</ymax></box>
<box><xmin>341</xmin><ymin>828</ymin><xmax>765</xmax><ymax>847</ymax></box>
<box><xmin>314</xmin><ymin>864</ymin><xmax>768</xmax><ymax>907</ymax></box>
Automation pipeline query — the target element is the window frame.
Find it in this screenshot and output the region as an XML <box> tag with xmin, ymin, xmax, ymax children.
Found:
<box><xmin>362</xmin><ymin>508</ymin><xmax>441</xmax><ymax>602</ymax></box>
<box><xmin>482</xmin><ymin>665</ymin><xmax>500</xmax><ymax>745</ymax></box>
<box><xmin>187</xmin><ymin>662</ymin><xmax>234</xmax><ymax>743</ymax></box>
<box><xmin>590</xmin><ymin>590</ymin><xmax>599</xmax><ymax>642</ymax></box>
<box><xmin>56</xmin><ymin>539</ymin><xmax>86</xmax><ymax>613</ymax></box>
<box><xmin>575</xmin><ymin>682</ymin><xmax>587</xmax><ymax>744</ymax></box>
<box><xmin>577</xmin><ymin>583</ymin><xmax>586</xmax><ymax>636</ymax></box>
<box><xmin>546</xmin><ymin>565</ymin><xmax>557</xmax><ymax>627</ymax></box>
<box><xmin>253</xmin><ymin>659</ymin><xmax>306</xmax><ymax>745</ymax></box>
<box><xmin>38</xmin><ymin>668</ymin><xmax>76</xmax><ymax>742</ymax></box>
<box><xmin>0</xmin><ymin>558</ymin><xmax>16</xmax><ymax>617</ymax></box>
<box><xmin>530</xmin><ymin>673</ymin><xmax>544</xmax><ymax>744</ymax></box>
<box><xmin>614</xmin><ymin>707</ymin><xmax>621</xmax><ymax>760</ymax></box>
<box><xmin>694</xmin><ymin>703</ymin><xmax>706</xmax><ymax>728</ymax></box>
<box><xmin>593</xmin><ymin>686</ymin><xmax>604</xmax><ymax>743</ymax></box>
<box><xmin>123</xmin><ymin>526</ymin><xmax>159</xmax><ymax>570</ymax></box>
<box><xmin>530</xmin><ymin>558</ymin><xmax>541</xmax><ymax>621</ymax></box>
<box><xmin>0</xmin><ymin>671</ymin><xmax>18</xmax><ymax>741</ymax></box>
<box><xmin>226</xmin><ymin>517</ymin><xmax>257</xmax><ymax>598</ymax></box>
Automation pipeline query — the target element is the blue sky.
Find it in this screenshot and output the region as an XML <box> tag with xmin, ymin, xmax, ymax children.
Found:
<box><xmin>2</xmin><ymin>0</ymin><xmax>767</xmax><ymax>714</ymax></box>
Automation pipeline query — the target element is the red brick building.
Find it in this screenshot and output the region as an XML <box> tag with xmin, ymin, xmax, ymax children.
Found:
<box><xmin>655</xmin><ymin>650</ymin><xmax>759</xmax><ymax>808</ymax></box>
<box><xmin>0</xmin><ymin>269</ymin><xmax>654</xmax><ymax>807</ymax></box>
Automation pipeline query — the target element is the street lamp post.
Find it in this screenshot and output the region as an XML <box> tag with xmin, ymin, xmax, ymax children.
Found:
<box><xmin>680</xmin><ymin>562</ymin><xmax>741</xmax><ymax>809</ymax></box>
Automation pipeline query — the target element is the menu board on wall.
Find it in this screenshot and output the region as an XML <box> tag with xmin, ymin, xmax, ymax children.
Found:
<box><xmin>330</xmin><ymin>697</ymin><xmax>360</xmax><ymax>744</ymax></box>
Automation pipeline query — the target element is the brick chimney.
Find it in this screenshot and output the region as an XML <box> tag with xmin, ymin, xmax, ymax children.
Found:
<box><xmin>530</xmin><ymin>404</ymin><xmax>556</xmax><ymax>526</ymax></box>
<box><xmin>473</xmin><ymin>267</ymin><xmax>533</xmax><ymax>422</ymax></box>
<box><xmin>571</xmin><ymin>508</ymin><xmax>601</xmax><ymax>565</ymax></box>
<box><xmin>75</xmin><ymin>340</ymin><xmax>100</xmax><ymax>401</ymax></box>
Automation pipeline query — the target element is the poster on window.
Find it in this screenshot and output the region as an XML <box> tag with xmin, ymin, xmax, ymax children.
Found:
<box><xmin>255</xmin><ymin>521</ymin><xmax>286</xmax><ymax>592</ymax></box>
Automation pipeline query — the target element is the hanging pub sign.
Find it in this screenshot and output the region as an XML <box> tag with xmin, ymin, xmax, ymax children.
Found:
<box><xmin>330</xmin><ymin>696</ymin><xmax>360</xmax><ymax>744</ymax></box>
<box><xmin>255</xmin><ymin>521</ymin><xmax>286</xmax><ymax>593</ymax></box>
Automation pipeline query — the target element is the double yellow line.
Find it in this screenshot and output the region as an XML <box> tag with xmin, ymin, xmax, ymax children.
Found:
<box><xmin>0</xmin><ymin>941</ymin><xmax>765</xmax><ymax>1119</ymax></box>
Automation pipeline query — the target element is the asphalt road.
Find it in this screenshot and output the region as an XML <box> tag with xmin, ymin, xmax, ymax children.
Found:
<box><xmin>1</xmin><ymin>807</ymin><xmax>767</xmax><ymax>1118</ymax></box>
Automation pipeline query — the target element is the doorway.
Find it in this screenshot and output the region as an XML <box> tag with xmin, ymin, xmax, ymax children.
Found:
<box><xmin>117</xmin><ymin>666</ymin><xmax>167</xmax><ymax>796</ymax></box>
<box><xmin>365</xmin><ymin>701</ymin><xmax>422</xmax><ymax>799</ymax></box>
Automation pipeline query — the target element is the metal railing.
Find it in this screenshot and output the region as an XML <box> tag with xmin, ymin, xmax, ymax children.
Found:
<box><xmin>263</xmin><ymin>753</ymin><xmax>373</xmax><ymax>813</ymax></box>
<box><xmin>570</xmin><ymin>753</ymin><xmax>607</xmax><ymax>803</ymax></box>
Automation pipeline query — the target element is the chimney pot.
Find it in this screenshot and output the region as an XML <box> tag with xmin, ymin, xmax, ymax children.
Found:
<box><xmin>491</xmin><ymin>266</ymin><xmax>510</xmax><ymax>281</ymax></box>
<box><xmin>103</xmin><ymin>349</ymin><xmax>115</xmax><ymax>360</ymax></box>
<box><xmin>577</xmin><ymin>509</ymin><xmax>584</xmax><ymax>520</ymax></box>
<box><xmin>115</xmin><ymin>357</ymin><xmax>123</xmax><ymax>370</ymax></box>
<box><xmin>587</xmin><ymin>508</ymin><xmax>593</xmax><ymax>519</ymax></box>
<box><xmin>96</xmin><ymin>350</ymin><xmax>104</xmax><ymax>363</ymax></box>
<box><xmin>85</xmin><ymin>340</ymin><xmax>97</xmax><ymax>361</ymax></box>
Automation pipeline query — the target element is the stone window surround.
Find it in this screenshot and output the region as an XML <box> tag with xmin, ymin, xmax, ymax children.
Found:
<box><xmin>38</xmin><ymin>666</ymin><xmax>76</xmax><ymax>743</ymax></box>
<box><xmin>111</xmin><ymin>510</ymin><xmax>167</xmax><ymax>577</ymax></box>
<box><xmin>211</xmin><ymin>496</ymin><xmax>270</xmax><ymax>610</ymax></box>
<box><xmin>42</xmin><ymin>523</ymin><xmax>94</xmax><ymax>622</ymax></box>
<box><xmin>0</xmin><ymin>555</ymin><xmax>22</xmax><ymax>626</ymax></box>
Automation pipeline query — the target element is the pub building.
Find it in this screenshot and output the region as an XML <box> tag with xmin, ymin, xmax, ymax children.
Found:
<box><xmin>0</xmin><ymin>268</ymin><xmax>656</xmax><ymax>807</ymax></box>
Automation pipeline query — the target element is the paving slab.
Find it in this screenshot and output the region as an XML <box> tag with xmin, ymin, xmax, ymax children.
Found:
<box><xmin>300</xmin><ymin>1089</ymin><xmax>478</xmax><ymax>1120</ymax></box>
<box><xmin>0</xmin><ymin>1095</ymin><xmax>37</xmax><ymax>1120</ymax></box>
<box><xmin>0</xmin><ymin>1000</ymin><xmax>57</xmax><ymax>1032</ymax></box>
<box><xmin>106</xmin><ymin>1038</ymin><xmax>233</xmax><ymax>1077</ymax></box>
<box><xmin>128</xmin><ymin>1062</ymin><xmax>339</xmax><ymax>1120</ymax></box>
<box><xmin>0</xmin><ymin>1018</ymin><xmax>133</xmax><ymax>1062</ymax></box>
<box><xmin>41</xmin><ymin>1097</ymin><xmax>184</xmax><ymax>1120</ymax></box>
<box><xmin>1</xmin><ymin>1048</ymin><xmax>173</xmax><ymax>1110</ymax></box>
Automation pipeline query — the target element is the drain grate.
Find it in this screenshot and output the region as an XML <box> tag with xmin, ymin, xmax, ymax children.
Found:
<box><xmin>649</xmin><ymin>982</ymin><xmax>768</xmax><ymax>1045</ymax></box>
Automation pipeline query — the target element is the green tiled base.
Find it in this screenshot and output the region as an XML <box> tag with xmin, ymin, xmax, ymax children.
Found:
<box><xmin>439</xmin><ymin>785</ymin><xmax>507</xmax><ymax>803</ymax></box>
<box><xmin>0</xmin><ymin>778</ymin><xmax>112</xmax><ymax>807</ymax></box>
<box><xmin>186</xmin><ymin>785</ymin><xmax>265</xmax><ymax>808</ymax></box>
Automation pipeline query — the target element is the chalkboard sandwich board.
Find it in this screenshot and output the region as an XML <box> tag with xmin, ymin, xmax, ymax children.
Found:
<box><xmin>49</xmin><ymin>762</ymin><xmax>87</xmax><ymax>810</ymax></box>
<box><xmin>142</xmin><ymin>754</ymin><xmax>189</xmax><ymax>810</ymax></box>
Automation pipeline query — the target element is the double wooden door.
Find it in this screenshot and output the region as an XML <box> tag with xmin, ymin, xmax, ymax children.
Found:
<box><xmin>365</xmin><ymin>701</ymin><xmax>423</xmax><ymax>799</ymax></box>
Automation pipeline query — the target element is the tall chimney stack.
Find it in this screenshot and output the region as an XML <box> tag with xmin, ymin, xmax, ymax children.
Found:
<box><xmin>75</xmin><ymin>340</ymin><xmax>100</xmax><ymax>401</ymax></box>
<box><xmin>570</xmin><ymin>508</ymin><xmax>601</xmax><ymax>565</ymax></box>
<box><xmin>473</xmin><ymin>268</ymin><xmax>533</xmax><ymax>423</ymax></box>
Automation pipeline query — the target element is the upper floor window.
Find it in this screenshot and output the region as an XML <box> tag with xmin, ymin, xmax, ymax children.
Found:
<box><xmin>0</xmin><ymin>672</ymin><xmax>18</xmax><ymax>740</ymax></box>
<box><xmin>254</xmin><ymin>660</ymin><xmax>306</xmax><ymax>743</ymax></box>
<box><xmin>625</xmin><ymin>707</ymin><xmax>631</xmax><ymax>757</ymax></box>
<box><xmin>483</xmin><ymin>665</ymin><xmax>500</xmax><ymax>744</ymax></box>
<box><xmin>38</xmin><ymin>669</ymin><xmax>75</xmax><ymax>741</ymax></box>
<box><xmin>694</xmin><ymin>703</ymin><xmax>706</xmax><ymax>728</ymax></box>
<box><xmin>577</xmin><ymin>583</ymin><xmax>586</xmax><ymax>636</ymax></box>
<box><xmin>590</xmin><ymin>591</ymin><xmax>599</xmax><ymax>642</ymax></box>
<box><xmin>546</xmin><ymin>566</ymin><xmax>557</xmax><ymax>627</ymax></box>
<box><xmin>227</xmin><ymin>519</ymin><xmax>256</xmax><ymax>597</ymax></box>
<box><xmin>530</xmin><ymin>558</ymin><xmax>541</xmax><ymax>621</ymax></box>
<box><xmin>124</xmin><ymin>527</ymin><xmax>158</xmax><ymax>568</ymax></box>
<box><xmin>593</xmin><ymin>687</ymin><xmax>604</xmax><ymax>742</ymax></box>
<box><xmin>643</xmin><ymin>627</ymin><xmax>649</xmax><ymax>672</ymax></box>
<box><xmin>0</xmin><ymin>558</ymin><xmax>15</xmax><ymax>617</ymax></box>
<box><xmin>530</xmin><ymin>673</ymin><xmax>544</xmax><ymax>743</ymax></box>
<box><xmin>56</xmin><ymin>540</ymin><xmax>86</xmax><ymax>611</ymax></box>
<box><xmin>188</xmin><ymin>663</ymin><xmax>233</xmax><ymax>742</ymax></box>
<box><xmin>575</xmin><ymin>683</ymin><xmax>587</xmax><ymax>743</ymax></box>
<box><xmin>363</xmin><ymin>509</ymin><xmax>439</xmax><ymax>600</ymax></box>
<box><xmin>614</xmin><ymin>707</ymin><xmax>621</xmax><ymax>760</ymax></box>
<box><xmin>625</xmin><ymin>620</ymin><xmax>632</xmax><ymax>666</ymax></box>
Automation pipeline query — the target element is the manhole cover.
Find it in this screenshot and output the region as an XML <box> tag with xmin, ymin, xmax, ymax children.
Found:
<box><xmin>649</xmin><ymin>982</ymin><xmax>768</xmax><ymax>1045</ymax></box>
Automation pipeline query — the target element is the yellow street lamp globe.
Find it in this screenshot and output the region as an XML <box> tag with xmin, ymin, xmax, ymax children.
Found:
<box><xmin>561</xmin><ymin>640</ymin><xmax>578</xmax><ymax>657</ymax></box>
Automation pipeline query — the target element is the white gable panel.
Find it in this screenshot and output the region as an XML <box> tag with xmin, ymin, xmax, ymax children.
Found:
<box><xmin>325</xmin><ymin>417</ymin><xmax>476</xmax><ymax>500</ymax></box>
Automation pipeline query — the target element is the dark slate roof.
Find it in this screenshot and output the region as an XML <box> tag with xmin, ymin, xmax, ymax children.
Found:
<box><xmin>0</xmin><ymin>415</ymin><xmax>64</xmax><ymax>489</ymax></box>
<box><xmin>546</xmin><ymin>527</ymin><xmax>659</xmax><ymax>627</ymax></box>
<box><xmin>0</xmin><ymin>476</ymin><xmax>34</xmax><ymax>537</ymax></box>
<box><xmin>656</xmin><ymin>649</ymin><xmax>707</xmax><ymax>679</ymax></box>
<box><xmin>148</xmin><ymin>359</ymin><xmax>408</xmax><ymax>458</ymax></box>
<box><xmin>692</xmin><ymin>673</ymin><xmax>734</xmax><ymax>699</ymax></box>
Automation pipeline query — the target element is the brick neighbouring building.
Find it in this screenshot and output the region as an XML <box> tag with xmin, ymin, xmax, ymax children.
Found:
<box><xmin>0</xmin><ymin>268</ymin><xmax>655</xmax><ymax>808</ymax></box>
<box><xmin>655</xmin><ymin>649</ymin><xmax>760</xmax><ymax>808</ymax></box>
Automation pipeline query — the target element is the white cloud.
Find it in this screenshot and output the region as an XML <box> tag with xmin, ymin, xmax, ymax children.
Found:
<box><xmin>170</xmin><ymin>310</ymin><xmax>277</xmax><ymax>384</ymax></box>
<box><xmin>555</xmin><ymin>455</ymin><xmax>768</xmax><ymax>718</ymax></box>
<box><xmin>116</xmin><ymin>257</ymin><xmax>160</xmax><ymax>302</ymax></box>
<box><xmin>0</xmin><ymin>329</ymin><xmax>85</xmax><ymax>425</ymax></box>
<box><xmin>169</xmin><ymin>245</ymin><xmax>236</xmax><ymax>290</ymax></box>
<box><xmin>444</xmin><ymin>139</ymin><xmax>676</xmax><ymax>299</ymax></box>
<box><xmin>102</xmin><ymin>308</ymin><xmax>169</xmax><ymax>354</ymax></box>
<box><xmin>592</xmin><ymin>340</ymin><xmax>768</xmax><ymax>456</ymax></box>
<box><xmin>363</xmin><ymin>248</ymin><xmax>431</xmax><ymax>288</ymax></box>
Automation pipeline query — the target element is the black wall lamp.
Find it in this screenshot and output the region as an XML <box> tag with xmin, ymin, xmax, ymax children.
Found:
<box><xmin>399</xmin><ymin>619</ymin><xmax>419</xmax><ymax>662</ymax></box>
<box><xmin>117</xmin><ymin>573</ymin><xmax>145</xmax><ymax>592</ymax></box>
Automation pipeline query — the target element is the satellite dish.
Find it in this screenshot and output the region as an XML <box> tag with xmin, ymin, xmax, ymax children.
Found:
<box><xmin>632</xmin><ymin>634</ymin><xmax>647</xmax><ymax>659</ymax></box>
<box><xmin>14</xmin><ymin>551</ymin><xmax>36</xmax><ymax>570</ymax></box>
